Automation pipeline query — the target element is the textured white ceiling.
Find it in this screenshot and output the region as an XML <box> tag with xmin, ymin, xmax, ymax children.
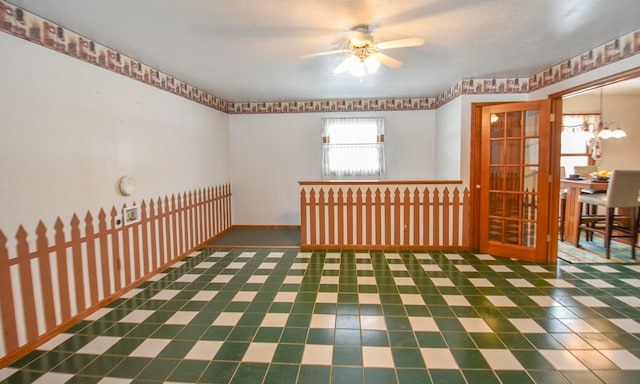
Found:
<box><xmin>8</xmin><ymin>0</ymin><xmax>640</xmax><ymax>102</ymax></box>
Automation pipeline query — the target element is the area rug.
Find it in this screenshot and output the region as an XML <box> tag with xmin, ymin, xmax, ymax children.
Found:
<box><xmin>558</xmin><ymin>237</ymin><xmax>639</xmax><ymax>264</ymax></box>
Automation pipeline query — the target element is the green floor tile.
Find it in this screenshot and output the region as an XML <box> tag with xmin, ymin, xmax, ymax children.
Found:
<box><xmin>361</xmin><ymin>330</ymin><xmax>390</xmax><ymax>346</ymax></box>
<box><xmin>264</xmin><ymin>363</ymin><xmax>299</xmax><ymax>384</ymax></box>
<box><xmin>333</xmin><ymin>346</ymin><xmax>362</xmax><ymax>366</ymax></box>
<box><xmin>298</xmin><ymin>365</ymin><xmax>331</xmax><ymax>384</ymax></box>
<box><xmin>108</xmin><ymin>357</ymin><xmax>152</xmax><ymax>379</ymax></box>
<box><xmin>363</xmin><ymin>367</ymin><xmax>398</xmax><ymax>384</ymax></box>
<box><xmin>198</xmin><ymin>361</ymin><xmax>239</xmax><ymax>384</ymax></box>
<box><xmin>331</xmin><ymin>366</ymin><xmax>363</xmax><ymax>384</ymax></box>
<box><xmin>462</xmin><ymin>369</ymin><xmax>500</xmax><ymax>384</ymax></box>
<box><xmin>428</xmin><ymin>369</ymin><xmax>465</xmax><ymax>384</ymax></box>
<box><xmin>167</xmin><ymin>359</ymin><xmax>208</xmax><ymax>382</ymax></box>
<box><xmin>215</xmin><ymin>342</ymin><xmax>250</xmax><ymax>361</ymax></box>
<box><xmin>230</xmin><ymin>362</ymin><xmax>269</xmax><ymax>384</ymax></box>
<box><xmin>396</xmin><ymin>368</ymin><xmax>431</xmax><ymax>384</ymax></box>
<box><xmin>136</xmin><ymin>358</ymin><xmax>180</xmax><ymax>381</ymax></box>
<box><xmin>392</xmin><ymin>348</ymin><xmax>425</xmax><ymax>368</ymax></box>
<box><xmin>451</xmin><ymin>349</ymin><xmax>490</xmax><ymax>369</ymax></box>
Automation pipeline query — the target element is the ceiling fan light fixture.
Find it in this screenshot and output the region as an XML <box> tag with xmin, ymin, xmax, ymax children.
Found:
<box><xmin>364</xmin><ymin>56</ymin><xmax>381</xmax><ymax>74</ymax></box>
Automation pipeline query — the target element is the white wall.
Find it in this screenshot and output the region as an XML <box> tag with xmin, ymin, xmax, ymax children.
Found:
<box><xmin>435</xmin><ymin>97</ymin><xmax>462</xmax><ymax>180</ymax></box>
<box><xmin>229</xmin><ymin>110</ymin><xmax>437</xmax><ymax>225</ymax></box>
<box><xmin>0</xmin><ymin>33</ymin><xmax>231</xmax><ymax>240</ymax></box>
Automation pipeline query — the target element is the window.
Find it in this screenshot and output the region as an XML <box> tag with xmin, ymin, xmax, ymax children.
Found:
<box><xmin>322</xmin><ymin>117</ymin><xmax>385</xmax><ymax>178</ymax></box>
<box><xmin>561</xmin><ymin>114</ymin><xmax>598</xmax><ymax>173</ymax></box>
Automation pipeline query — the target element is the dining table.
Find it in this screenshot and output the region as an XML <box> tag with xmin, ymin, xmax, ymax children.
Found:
<box><xmin>560</xmin><ymin>178</ymin><xmax>609</xmax><ymax>244</ymax></box>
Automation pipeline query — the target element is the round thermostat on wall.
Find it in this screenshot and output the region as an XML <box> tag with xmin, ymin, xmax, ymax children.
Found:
<box><xmin>118</xmin><ymin>175</ymin><xmax>136</xmax><ymax>196</ymax></box>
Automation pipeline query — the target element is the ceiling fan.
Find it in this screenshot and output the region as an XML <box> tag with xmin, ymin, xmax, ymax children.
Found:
<box><xmin>302</xmin><ymin>24</ymin><xmax>424</xmax><ymax>77</ymax></box>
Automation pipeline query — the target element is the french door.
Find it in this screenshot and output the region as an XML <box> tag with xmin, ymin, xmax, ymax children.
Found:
<box><xmin>479</xmin><ymin>101</ymin><xmax>551</xmax><ymax>263</ymax></box>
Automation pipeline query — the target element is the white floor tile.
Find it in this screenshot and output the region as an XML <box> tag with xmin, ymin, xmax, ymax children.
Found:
<box><xmin>409</xmin><ymin>317</ymin><xmax>439</xmax><ymax>332</ymax></box>
<box><xmin>591</xmin><ymin>265</ymin><xmax>620</xmax><ymax>273</ymax></box>
<box><xmin>620</xmin><ymin>278</ymin><xmax>640</xmax><ymax>288</ymax></box>
<box><xmin>119</xmin><ymin>310</ymin><xmax>155</xmax><ymax>323</ymax></box>
<box><xmin>421</xmin><ymin>264</ymin><xmax>441</xmax><ymax>272</ymax></box>
<box><xmin>358</xmin><ymin>277</ymin><xmax>377</xmax><ymax>285</ymax></box>
<box><xmin>559</xmin><ymin>265</ymin><xmax>584</xmax><ymax>273</ymax></box>
<box><xmin>362</xmin><ymin>346</ymin><xmax>395</xmax><ymax>368</ymax></box>
<box><xmin>430</xmin><ymin>277</ymin><xmax>454</xmax><ymax>287</ymax></box>
<box><xmin>119</xmin><ymin>289</ymin><xmax>143</xmax><ymax>299</ymax></box>
<box><xmin>325</xmin><ymin>253</ymin><xmax>341</xmax><ymax>259</ymax></box>
<box><xmin>176</xmin><ymin>274</ymin><xmax>199</xmax><ymax>283</ymax></box>
<box><xmin>359</xmin><ymin>293</ymin><xmax>382</xmax><ymax>305</ymax></box>
<box><xmin>384</xmin><ymin>253</ymin><xmax>402</xmax><ymax>259</ymax></box>
<box><xmin>609</xmin><ymin>318</ymin><xmax>640</xmax><ymax>333</ymax></box>
<box><xmin>545</xmin><ymin>279</ymin><xmax>575</xmax><ymax>288</ymax></box>
<box><xmin>323</xmin><ymin>263</ymin><xmax>340</xmax><ymax>270</ymax></box>
<box><xmin>185</xmin><ymin>340</ymin><xmax>223</xmax><ymax>360</ymax></box>
<box><xmin>37</xmin><ymin>333</ymin><xmax>74</xmax><ymax>351</ymax></box>
<box><xmin>274</xmin><ymin>292</ymin><xmax>297</xmax><ymax>302</ymax></box>
<box><xmin>129</xmin><ymin>338</ymin><xmax>172</xmax><ymax>358</ymax></box>
<box><xmin>76</xmin><ymin>336</ymin><xmax>121</xmax><ymax>355</ymax></box>
<box><xmin>474</xmin><ymin>254</ymin><xmax>495</xmax><ymax>260</ymax></box>
<box><xmin>165</xmin><ymin>311</ymin><xmax>198</xmax><ymax>325</ymax></box>
<box><xmin>400</xmin><ymin>294</ymin><xmax>425</xmax><ymax>306</ymax></box>
<box><xmin>0</xmin><ymin>369</ymin><xmax>17</xmax><ymax>382</ymax></box>
<box><xmin>195</xmin><ymin>261</ymin><xmax>216</xmax><ymax>269</ymax></box>
<box><xmin>243</xmin><ymin>342</ymin><xmax>278</xmax><ymax>363</ymax></box>
<box><xmin>147</xmin><ymin>273</ymin><xmax>166</xmax><ymax>282</ymax></box>
<box><xmin>414</xmin><ymin>253</ymin><xmax>433</xmax><ymax>260</ymax></box>
<box><xmin>559</xmin><ymin>318</ymin><xmax>599</xmax><ymax>333</ymax></box>
<box><xmin>528</xmin><ymin>296</ymin><xmax>562</xmax><ymax>307</ymax></box>
<box><xmin>442</xmin><ymin>295</ymin><xmax>471</xmax><ymax>307</ymax></box>
<box><xmin>283</xmin><ymin>276</ymin><xmax>303</xmax><ymax>284</ymax></box>
<box><xmin>480</xmin><ymin>349</ymin><xmax>524</xmax><ymax>370</ymax></box>
<box><xmin>573</xmin><ymin>296</ymin><xmax>609</xmax><ymax>307</ymax></box>
<box><xmin>489</xmin><ymin>265</ymin><xmax>512</xmax><ymax>272</ymax></box>
<box><xmin>232</xmin><ymin>291</ymin><xmax>257</xmax><ymax>302</ymax></box>
<box><xmin>524</xmin><ymin>265</ymin><xmax>548</xmax><ymax>273</ymax></box>
<box><xmin>600</xmin><ymin>349</ymin><xmax>640</xmax><ymax>370</ymax></box>
<box><xmin>420</xmin><ymin>348</ymin><xmax>458</xmax><ymax>369</ymax></box>
<box><xmin>455</xmin><ymin>265</ymin><xmax>477</xmax><ymax>272</ymax></box>
<box><xmin>508</xmin><ymin>318</ymin><xmax>547</xmax><ymax>333</ymax></box>
<box><xmin>259</xmin><ymin>262</ymin><xmax>278</xmax><ymax>270</ymax></box>
<box><xmin>355</xmin><ymin>253</ymin><xmax>370</xmax><ymax>259</ymax></box>
<box><xmin>247</xmin><ymin>275</ymin><xmax>268</xmax><ymax>284</ymax></box>
<box><xmin>539</xmin><ymin>350</ymin><xmax>588</xmax><ymax>370</ymax></box>
<box><xmin>310</xmin><ymin>314</ymin><xmax>336</xmax><ymax>329</ymax></box>
<box><xmin>316</xmin><ymin>292</ymin><xmax>338</xmax><ymax>303</ymax></box>
<box><xmin>459</xmin><ymin>317</ymin><xmax>492</xmax><ymax>333</ymax></box>
<box><xmin>98</xmin><ymin>378</ymin><xmax>132</xmax><ymax>384</ymax></box>
<box><xmin>211</xmin><ymin>275</ymin><xmax>234</xmax><ymax>283</ymax></box>
<box><xmin>388</xmin><ymin>264</ymin><xmax>407</xmax><ymax>271</ymax></box>
<box><xmin>290</xmin><ymin>263</ymin><xmax>308</xmax><ymax>270</ymax></box>
<box><xmin>506</xmin><ymin>278</ymin><xmax>534</xmax><ymax>288</ymax></box>
<box><xmin>361</xmin><ymin>316</ymin><xmax>387</xmax><ymax>331</ymax></box>
<box><xmin>394</xmin><ymin>277</ymin><xmax>414</xmax><ymax>286</ymax></box>
<box><xmin>191</xmin><ymin>290</ymin><xmax>218</xmax><ymax>301</ymax></box>
<box><xmin>301</xmin><ymin>344</ymin><xmax>333</xmax><ymax>365</ymax></box>
<box><xmin>212</xmin><ymin>312</ymin><xmax>243</xmax><ymax>326</ymax></box>
<box><xmin>261</xmin><ymin>313</ymin><xmax>290</xmax><ymax>327</ymax></box>
<box><xmin>444</xmin><ymin>253</ymin><xmax>464</xmax><ymax>260</ymax></box>
<box><xmin>320</xmin><ymin>276</ymin><xmax>340</xmax><ymax>284</ymax></box>
<box><xmin>467</xmin><ymin>278</ymin><xmax>494</xmax><ymax>287</ymax></box>
<box><xmin>614</xmin><ymin>296</ymin><xmax>640</xmax><ymax>307</ymax></box>
<box><xmin>151</xmin><ymin>290</ymin><xmax>181</xmax><ymax>301</ymax></box>
<box><xmin>226</xmin><ymin>262</ymin><xmax>247</xmax><ymax>269</ymax></box>
<box><xmin>583</xmin><ymin>279</ymin><xmax>615</xmax><ymax>288</ymax></box>
<box><xmin>486</xmin><ymin>296</ymin><xmax>517</xmax><ymax>307</ymax></box>
<box><xmin>32</xmin><ymin>372</ymin><xmax>74</xmax><ymax>384</ymax></box>
<box><xmin>356</xmin><ymin>264</ymin><xmax>374</xmax><ymax>271</ymax></box>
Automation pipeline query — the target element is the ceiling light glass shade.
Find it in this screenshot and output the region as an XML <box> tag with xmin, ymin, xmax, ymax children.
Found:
<box><xmin>364</xmin><ymin>56</ymin><xmax>381</xmax><ymax>73</ymax></box>
<box><xmin>597</xmin><ymin>128</ymin><xmax>613</xmax><ymax>139</ymax></box>
<box><xmin>346</xmin><ymin>57</ymin><xmax>366</xmax><ymax>77</ymax></box>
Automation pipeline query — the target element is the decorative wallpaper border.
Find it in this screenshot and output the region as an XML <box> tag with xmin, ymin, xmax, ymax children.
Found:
<box><xmin>1</xmin><ymin>0</ymin><xmax>639</xmax><ymax>114</ymax></box>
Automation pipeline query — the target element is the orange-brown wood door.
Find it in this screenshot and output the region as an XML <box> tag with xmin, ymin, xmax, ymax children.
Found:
<box><xmin>479</xmin><ymin>101</ymin><xmax>551</xmax><ymax>263</ymax></box>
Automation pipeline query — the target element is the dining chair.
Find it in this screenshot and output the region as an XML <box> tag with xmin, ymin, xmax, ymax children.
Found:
<box><xmin>576</xmin><ymin>170</ymin><xmax>640</xmax><ymax>259</ymax></box>
<box><xmin>574</xmin><ymin>165</ymin><xmax>598</xmax><ymax>178</ymax></box>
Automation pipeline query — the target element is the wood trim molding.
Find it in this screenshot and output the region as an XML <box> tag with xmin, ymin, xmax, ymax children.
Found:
<box><xmin>299</xmin><ymin>180</ymin><xmax>463</xmax><ymax>186</ymax></box>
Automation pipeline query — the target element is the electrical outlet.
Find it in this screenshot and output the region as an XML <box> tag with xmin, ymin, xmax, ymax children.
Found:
<box><xmin>123</xmin><ymin>206</ymin><xmax>141</xmax><ymax>225</ymax></box>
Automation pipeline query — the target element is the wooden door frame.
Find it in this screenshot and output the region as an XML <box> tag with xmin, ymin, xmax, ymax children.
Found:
<box><xmin>470</xmin><ymin>67</ymin><xmax>640</xmax><ymax>262</ymax></box>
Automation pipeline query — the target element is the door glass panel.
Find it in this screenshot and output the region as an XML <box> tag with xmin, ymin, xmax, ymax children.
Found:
<box><xmin>523</xmin><ymin>193</ymin><xmax>537</xmax><ymax>220</ymax></box>
<box><xmin>490</xmin><ymin>166</ymin><xmax>504</xmax><ymax>190</ymax></box>
<box><xmin>504</xmin><ymin>219</ymin><xmax>520</xmax><ymax>244</ymax></box>
<box><xmin>490</xmin><ymin>141</ymin><xmax>504</xmax><ymax>164</ymax></box>
<box><xmin>525</xmin><ymin>110</ymin><xmax>540</xmax><ymax>136</ymax></box>
<box><xmin>506</xmin><ymin>111</ymin><xmax>522</xmax><ymax>137</ymax></box>
<box><xmin>490</xmin><ymin>113</ymin><xmax>505</xmax><ymax>138</ymax></box>
<box><xmin>524</xmin><ymin>138</ymin><xmax>539</xmax><ymax>164</ymax></box>
<box><xmin>521</xmin><ymin>222</ymin><xmax>536</xmax><ymax>246</ymax></box>
<box><xmin>504</xmin><ymin>193</ymin><xmax>522</xmax><ymax>219</ymax></box>
<box><xmin>489</xmin><ymin>191</ymin><xmax>503</xmax><ymax>215</ymax></box>
<box><xmin>489</xmin><ymin>218</ymin><xmax>503</xmax><ymax>242</ymax></box>
<box><xmin>505</xmin><ymin>139</ymin><xmax>522</xmax><ymax>164</ymax></box>
<box><xmin>523</xmin><ymin>166</ymin><xmax>538</xmax><ymax>192</ymax></box>
<box><xmin>505</xmin><ymin>166</ymin><xmax>521</xmax><ymax>191</ymax></box>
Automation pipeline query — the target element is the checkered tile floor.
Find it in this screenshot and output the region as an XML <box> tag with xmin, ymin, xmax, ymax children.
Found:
<box><xmin>2</xmin><ymin>249</ymin><xmax>640</xmax><ymax>383</ymax></box>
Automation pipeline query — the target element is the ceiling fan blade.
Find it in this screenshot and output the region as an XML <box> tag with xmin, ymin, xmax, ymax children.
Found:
<box><xmin>371</xmin><ymin>52</ymin><xmax>402</xmax><ymax>68</ymax></box>
<box><xmin>301</xmin><ymin>49</ymin><xmax>350</xmax><ymax>59</ymax></box>
<box><xmin>376</xmin><ymin>37</ymin><xmax>424</xmax><ymax>50</ymax></box>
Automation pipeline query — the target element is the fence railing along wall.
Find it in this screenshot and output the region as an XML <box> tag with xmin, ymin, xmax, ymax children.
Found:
<box><xmin>300</xmin><ymin>182</ymin><xmax>471</xmax><ymax>249</ymax></box>
<box><xmin>0</xmin><ymin>184</ymin><xmax>232</xmax><ymax>365</ymax></box>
